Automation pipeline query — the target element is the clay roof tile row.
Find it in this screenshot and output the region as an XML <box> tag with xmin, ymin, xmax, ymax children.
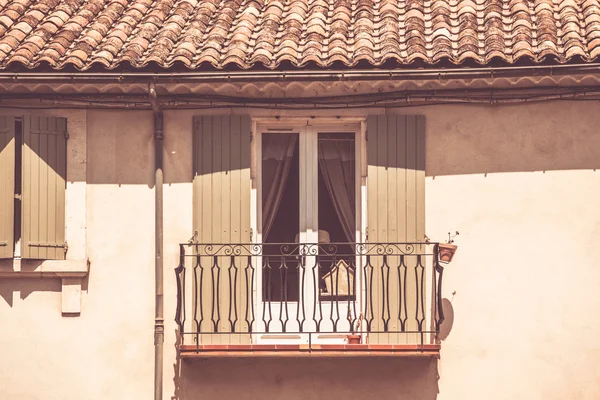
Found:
<box><xmin>0</xmin><ymin>0</ymin><xmax>599</xmax><ymax>70</ymax></box>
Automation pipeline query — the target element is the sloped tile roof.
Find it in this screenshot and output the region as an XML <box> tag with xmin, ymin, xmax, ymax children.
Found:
<box><xmin>0</xmin><ymin>0</ymin><xmax>599</xmax><ymax>71</ymax></box>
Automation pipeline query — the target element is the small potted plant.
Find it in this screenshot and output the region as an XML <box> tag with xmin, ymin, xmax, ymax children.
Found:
<box><xmin>347</xmin><ymin>311</ymin><xmax>363</xmax><ymax>344</ymax></box>
<box><xmin>438</xmin><ymin>231</ymin><xmax>459</xmax><ymax>263</ymax></box>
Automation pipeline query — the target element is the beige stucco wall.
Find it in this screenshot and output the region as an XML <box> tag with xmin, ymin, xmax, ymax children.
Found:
<box><xmin>423</xmin><ymin>102</ymin><xmax>600</xmax><ymax>400</ymax></box>
<box><xmin>1</xmin><ymin>101</ymin><xmax>600</xmax><ymax>400</ymax></box>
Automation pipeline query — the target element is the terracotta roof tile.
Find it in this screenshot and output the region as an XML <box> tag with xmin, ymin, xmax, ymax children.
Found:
<box><xmin>0</xmin><ymin>0</ymin><xmax>599</xmax><ymax>70</ymax></box>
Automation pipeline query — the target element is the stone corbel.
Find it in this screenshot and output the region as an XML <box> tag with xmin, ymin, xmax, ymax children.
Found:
<box><xmin>0</xmin><ymin>259</ymin><xmax>89</xmax><ymax>315</ymax></box>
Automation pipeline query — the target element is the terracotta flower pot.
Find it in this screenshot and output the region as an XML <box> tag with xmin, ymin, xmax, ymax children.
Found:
<box><xmin>438</xmin><ymin>243</ymin><xmax>458</xmax><ymax>263</ymax></box>
<box><xmin>347</xmin><ymin>334</ymin><xmax>361</xmax><ymax>345</ymax></box>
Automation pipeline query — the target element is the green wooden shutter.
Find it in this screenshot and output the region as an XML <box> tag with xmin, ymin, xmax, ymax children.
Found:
<box><xmin>0</xmin><ymin>116</ymin><xmax>15</xmax><ymax>259</ymax></box>
<box><xmin>193</xmin><ymin>115</ymin><xmax>251</xmax><ymax>345</ymax></box>
<box><xmin>366</xmin><ymin>115</ymin><xmax>425</xmax><ymax>344</ymax></box>
<box><xmin>21</xmin><ymin>116</ymin><xmax>67</xmax><ymax>260</ymax></box>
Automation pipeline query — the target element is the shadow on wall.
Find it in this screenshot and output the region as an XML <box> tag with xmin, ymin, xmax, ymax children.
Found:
<box><xmin>438</xmin><ymin>298</ymin><xmax>455</xmax><ymax>341</ymax></box>
<box><xmin>423</xmin><ymin>102</ymin><xmax>600</xmax><ymax>176</ymax></box>
<box><xmin>168</xmin><ymin>300</ymin><xmax>455</xmax><ymax>400</ymax></box>
<box><xmin>86</xmin><ymin>110</ymin><xmax>157</xmax><ymax>186</ymax></box>
<box><xmin>0</xmin><ymin>259</ymin><xmax>90</xmax><ymax>308</ymax></box>
<box><xmin>172</xmin><ymin>329</ymin><xmax>183</xmax><ymax>400</ymax></box>
<box><xmin>0</xmin><ymin>278</ymin><xmax>61</xmax><ymax>307</ymax></box>
<box><xmin>177</xmin><ymin>356</ymin><xmax>439</xmax><ymax>400</ymax></box>
<box><xmin>82</xmin><ymin>104</ymin><xmax>600</xmax><ymax>188</ymax></box>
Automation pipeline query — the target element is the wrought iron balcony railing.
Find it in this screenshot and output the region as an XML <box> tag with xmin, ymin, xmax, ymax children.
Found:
<box><xmin>175</xmin><ymin>242</ymin><xmax>445</xmax><ymax>351</ymax></box>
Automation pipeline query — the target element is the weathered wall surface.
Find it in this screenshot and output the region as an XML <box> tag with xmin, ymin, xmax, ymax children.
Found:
<box><xmin>422</xmin><ymin>101</ymin><xmax>600</xmax><ymax>400</ymax></box>
<box><xmin>1</xmin><ymin>101</ymin><xmax>599</xmax><ymax>400</ymax></box>
<box><xmin>0</xmin><ymin>109</ymin><xmax>91</xmax><ymax>400</ymax></box>
<box><xmin>181</xmin><ymin>357</ymin><xmax>439</xmax><ymax>400</ymax></box>
<box><xmin>171</xmin><ymin>103</ymin><xmax>600</xmax><ymax>400</ymax></box>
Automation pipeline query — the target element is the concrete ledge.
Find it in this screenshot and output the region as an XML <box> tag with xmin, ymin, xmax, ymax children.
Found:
<box><xmin>0</xmin><ymin>259</ymin><xmax>89</xmax><ymax>315</ymax></box>
<box><xmin>0</xmin><ymin>259</ymin><xmax>89</xmax><ymax>278</ymax></box>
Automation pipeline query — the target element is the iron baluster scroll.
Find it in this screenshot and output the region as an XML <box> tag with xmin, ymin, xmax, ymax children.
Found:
<box><xmin>175</xmin><ymin>242</ymin><xmax>445</xmax><ymax>347</ymax></box>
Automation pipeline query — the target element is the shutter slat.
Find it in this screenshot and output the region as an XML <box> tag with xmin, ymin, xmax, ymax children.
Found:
<box><xmin>376</xmin><ymin>116</ymin><xmax>388</xmax><ymax>343</ymax></box>
<box><xmin>404</xmin><ymin>116</ymin><xmax>418</xmax><ymax>345</ymax></box>
<box><xmin>21</xmin><ymin>116</ymin><xmax>67</xmax><ymax>260</ymax></box>
<box><xmin>416</xmin><ymin>116</ymin><xmax>426</xmax><ymax>247</ymax></box>
<box><xmin>39</xmin><ymin>124</ymin><xmax>49</xmax><ymax>259</ymax></box>
<box><xmin>0</xmin><ymin>116</ymin><xmax>15</xmax><ymax>259</ymax></box>
<box><xmin>406</xmin><ymin>116</ymin><xmax>418</xmax><ymax>242</ymax></box>
<box><xmin>386</xmin><ymin>115</ymin><xmax>400</xmax><ymax>338</ymax></box>
<box><xmin>47</xmin><ymin>129</ymin><xmax>57</xmax><ymax>259</ymax></box>
<box><xmin>193</xmin><ymin>115</ymin><xmax>252</xmax><ymax>345</ymax></box>
<box><xmin>367</xmin><ymin>115</ymin><xmax>426</xmax><ymax>344</ymax></box>
<box><xmin>22</xmin><ymin>118</ymin><xmax>31</xmax><ymax>258</ymax></box>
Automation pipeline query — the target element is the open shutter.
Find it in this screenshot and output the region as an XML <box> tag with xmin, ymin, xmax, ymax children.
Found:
<box><xmin>193</xmin><ymin>115</ymin><xmax>252</xmax><ymax>345</ymax></box>
<box><xmin>366</xmin><ymin>115</ymin><xmax>426</xmax><ymax>344</ymax></box>
<box><xmin>21</xmin><ymin>116</ymin><xmax>67</xmax><ymax>260</ymax></box>
<box><xmin>0</xmin><ymin>116</ymin><xmax>15</xmax><ymax>259</ymax></box>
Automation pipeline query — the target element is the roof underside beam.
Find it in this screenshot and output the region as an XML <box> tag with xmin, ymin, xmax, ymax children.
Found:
<box><xmin>1</xmin><ymin>83</ymin><xmax>599</xmax><ymax>110</ymax></box>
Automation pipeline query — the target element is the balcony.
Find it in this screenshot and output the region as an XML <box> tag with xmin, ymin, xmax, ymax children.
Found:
<box><xmin>175</xmin><ymin>242</ymin><xmax>446</xmax><ymax>358</ymax></box>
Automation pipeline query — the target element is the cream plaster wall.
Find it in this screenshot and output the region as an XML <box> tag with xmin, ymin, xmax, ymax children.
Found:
<box><xmin>421</xmin><ymin>102</ymin><xmax>600</xmax><ymax>400</ymax></box>
<box><xmin>0</xmin><ymin>108</ymin><xmax>91</xmax><ymax>399</ymax></box>
<box><xmin>1</xmin><ymin>101</ymin><xmax>599</xmax><ymax>400</ymax></box>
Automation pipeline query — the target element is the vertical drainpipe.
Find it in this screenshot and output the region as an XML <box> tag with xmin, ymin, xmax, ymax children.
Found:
<box><xmin>149</xmin><ymin>82</ymin><xmax>164</xmax><ymax>400</ymax></box>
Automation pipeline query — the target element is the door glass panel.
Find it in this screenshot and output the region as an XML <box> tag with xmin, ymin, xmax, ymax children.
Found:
<box><xmin>261</xmin><ymin>133</ymin><xmax>300</xmax><ymax>301</ymax></box>
<box><xmin>317</xmin><ymin>132</ymin><xmax>356</xmax><ymax>300</ymax></box>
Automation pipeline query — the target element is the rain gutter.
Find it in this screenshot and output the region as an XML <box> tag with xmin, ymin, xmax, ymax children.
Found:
<box><xmin>1</xmin><ymin>63</ymin><xmax>600</xmax><ymax>83</ymax></box>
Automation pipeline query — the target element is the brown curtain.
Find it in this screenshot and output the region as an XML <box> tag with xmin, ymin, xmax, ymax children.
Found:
<box><xmin>318</xmin><ymin>140</ymin><xmax>355</xmax><ymax>242</ymax></box>
<box><xmin>262</xmin><ymin>134</ymin><xmax>297</xmax><ymax>240</ymax></box>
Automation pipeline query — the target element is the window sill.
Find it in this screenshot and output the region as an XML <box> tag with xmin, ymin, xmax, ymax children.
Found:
<box><xmin>0</xmin><ymin>259</ymin><xmax>89</xmax><ymax>315</ymax></box>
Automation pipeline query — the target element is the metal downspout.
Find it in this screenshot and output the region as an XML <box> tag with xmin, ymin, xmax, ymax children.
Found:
<box><xmin>149</xmin><ymin>82</ymin><xmax>164</xmax><ymax>400</ymax></box>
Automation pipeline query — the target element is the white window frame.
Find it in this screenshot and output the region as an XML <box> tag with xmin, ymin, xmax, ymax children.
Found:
<box><xmin>250</xmin><ymin>118</ymin><xmax>367</xmax><ymax>343</ymax></box>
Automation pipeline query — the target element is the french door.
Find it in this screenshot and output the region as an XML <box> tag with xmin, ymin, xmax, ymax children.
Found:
<box><xmin>252</xmin><ymin>122</ymin><xmax>365</xmax><ymax>344</ymax></box>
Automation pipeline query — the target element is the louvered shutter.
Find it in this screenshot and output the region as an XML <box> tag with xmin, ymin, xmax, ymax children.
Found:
<box><xmin>192</xmin><ymin>115</ymin><xmax>252</xmax><ymax>344</ymax></box>
<box><xmin>0</xmin><ymin>116</ymin><xmax>15</xmax><ymax>259</ymax></box>
<box><xmin>21</xmin><ymin>116</ymin><xmax>67</xmax><ymax>260</ymax></box>
<box><xmin>366</xmin><ymin>115</ymin><xmax>426</xmax><ymax>344</ymax></box>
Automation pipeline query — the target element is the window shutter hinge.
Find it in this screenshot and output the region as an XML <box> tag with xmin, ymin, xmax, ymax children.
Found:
<box><xmin>188</xmin><ymin>231</ymin><xmax>198</xmax><ymax>245</ymax></box>
<box><xmin>28</xmin><ymin>241</ymin><xmax>68</xmax><ymax>250</ymax></box>
<box><xmin>65</xmin><ymin>131</ymin><xmax>70</xmax><ymax>139</ymax></box>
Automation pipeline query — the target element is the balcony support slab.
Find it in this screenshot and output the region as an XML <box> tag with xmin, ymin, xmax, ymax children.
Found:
<box><xmin>179</xmin><ymin>344</ymin><xmax>440</xmax><ymax>358</ymax></box>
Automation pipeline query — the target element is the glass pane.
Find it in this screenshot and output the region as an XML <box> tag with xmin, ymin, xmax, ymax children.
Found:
<box><xmin>317</xmin><ymin>132</ymin><xmax>356</xmax><ymax>300</ymax></box>
<box><xmin>261</xmin><ymin>133</ymin><xmax>300</xmax><ymax>301</ymax></box>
